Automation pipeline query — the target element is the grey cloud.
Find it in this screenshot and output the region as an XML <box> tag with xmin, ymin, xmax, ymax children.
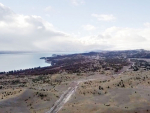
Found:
<box><xmin>1</xmin><ymin>3</ymin><xmax>150</xmax><ymax>52</ymax></box>
<box><xmin>0</xmin><ymin>3</ymin><xmax>14</xmax><ymax>22</ymax></box>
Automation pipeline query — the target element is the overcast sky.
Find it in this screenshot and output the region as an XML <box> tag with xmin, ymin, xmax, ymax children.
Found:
<box><xmin>0</xmin><ymin>0</ymin><xmax>150</xmax><ymax>52</ymax></box>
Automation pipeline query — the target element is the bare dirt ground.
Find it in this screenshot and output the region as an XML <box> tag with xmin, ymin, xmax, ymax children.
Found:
<box><xmin>0</xmin><ymin>58</ymin><xmax>136</xmax><ymax>113</ymax></box>
<box><xmin>46</xmin><ymin>74</ymin><xmax>112</xmax><ymax>113</ymax></box>
<box><xmin>45</xmin><ymin>60</ymin><xmax>133</xmax><ymax>113</ymax></box>
<box><xmin>58</xmin><ymin>69</ymin><xmax>150</xmax><ymax>113</ymax></box>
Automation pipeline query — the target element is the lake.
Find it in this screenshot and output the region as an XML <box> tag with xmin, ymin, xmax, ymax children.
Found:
<box><xmin>0</xmin><ymin>52</ymin><xmax>54</xmax><ymax>72</ymax></box>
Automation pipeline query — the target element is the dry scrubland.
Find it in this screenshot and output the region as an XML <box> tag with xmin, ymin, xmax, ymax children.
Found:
<box><xmin>59</xmin><ymin>69</ymin><xmax>150</xmax><ymax>113</ymax></box>
<box><xmin>0</xmin><ymin>71</ymin><xmax>113</xmax><ymax>113</ymax></box>
<box><xmin>2</xmin><ymin>68</ymin><xmax>150</xmax><ymax>113</ymax></box>
<box><xmin>0</xmin><ymin>64</ymin><xmax>147</xmax><ymax>113</ymax></box>
<box><xmin>1</xmin><ymin>50</ymin><xmax>150</xmax><ymax>113</ymax></box>
<box><xmin>0</xmin><ymin>73</ymin><xmax>90</xmax><ymax>113</ymax></box>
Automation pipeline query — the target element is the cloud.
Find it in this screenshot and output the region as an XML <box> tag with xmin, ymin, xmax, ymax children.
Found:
<box><xmin>0</xmin><ymin>3</ymin><xmax>69</xmax><ymax>51</ymax></box>
<box><xmin>82</xmin><ymin>24</ymin><xmax>96</xmax><ymax>31</ymax></box>
<box><xmin>70</xmin><ymin>0</ymin><xmax>85</xmax><ymax>6</ymax></box>
<box><xmin>78</xmin><ymin>26</ymin><xmax>150</xmax><ymax>51</ymax></box>
<box><xmin>92</xmin><ymin>14</ymin><xmax>116</xmax><ymax>21</ymax></box>
<box><xmin>44</xmin><ymin>6</ymin><xmax>52</xmax><ymax>12</ymax></box>
<box><xmin>100</xmin><ymin>26</ymin><xmax>149</xmax><ymax>50</ymax></box>
<box><xmin>1</xmin><ymin>3</ymin><xmax>150</xmax><ymax>52</ymax></box>
<box><xmin>144</xmin><ymin>22</ymin><xmax>150</xmax><ymax>27</ymax></box>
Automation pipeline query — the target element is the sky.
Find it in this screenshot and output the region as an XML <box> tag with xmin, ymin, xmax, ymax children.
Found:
<box><xmin>0</xmin><ymin>0</ymin><xmax>150</xmax><ymax>52</ymax></box>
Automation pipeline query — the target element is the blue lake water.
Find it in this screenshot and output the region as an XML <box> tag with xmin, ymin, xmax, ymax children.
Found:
<box><xmin>0</xmin><ymin>51</ymin><xmax>82</xmax><ymax>72</ymax></box>
<box><xmin>0</xmin><ymin>52</ymin><xmax>53</xmax><ymax>72</ymax></box>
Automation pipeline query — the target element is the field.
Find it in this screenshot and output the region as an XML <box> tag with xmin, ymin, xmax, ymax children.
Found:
<box><xmin>1</xmin><ymin>50</ymin><xmax>150</xmax><ymax>113</ymax></box>
<box><xmin>0</xmin><ymin>72</ymin><xmax>110</xmax><ymax>113</ymax></box>
<box><xmin>59</xmin><ymin>69</ymin><xmax>150</xmax><ymax>113</ymax></box>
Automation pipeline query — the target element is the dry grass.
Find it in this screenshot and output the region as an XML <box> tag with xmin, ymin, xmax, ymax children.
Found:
<box><xmin>59</xmin><ymin>70</ymin><xmax>150</xmax><ymax>113</ymax></box>
<box><xmin>0</xmin><ymin>72</ymin><xmax>93</xmax><ymax>113</ymax></box>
